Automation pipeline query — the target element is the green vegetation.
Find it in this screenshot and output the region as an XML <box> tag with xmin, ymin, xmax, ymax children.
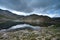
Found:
<box><xmin>0</xmin><ymin>15</ymin><xmax>9</xmax><ymax>18</ymax></box>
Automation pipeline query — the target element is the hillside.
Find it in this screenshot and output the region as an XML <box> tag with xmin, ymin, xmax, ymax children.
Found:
<box><xmin>0</xmin><ymin>9</ymin><xmax>24</xmax><ymax>20</ymax></box>
<box><xmin>21</xmin><ymin>14</ymin><xmax>51</xmax><ymax>23</ymax></box>
<box><xmin>0</xmin><ymin>9</ymin><xmax>60</xmax><ymax>29</ymax></box>
<box><xmin>0</xmin><ymin>9</ymin><xmax>59</xmax><ymax>24</ymax></box>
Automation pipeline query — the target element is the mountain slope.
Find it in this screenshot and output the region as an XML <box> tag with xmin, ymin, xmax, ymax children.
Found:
<box><xmin>20</xmin><ymin>14</ymin><xmax>51</xmax><ymax>23</ymax></box>
<box><xmin>0</xmin><ymin>9</ymin><xmax>60</xmax><ymax>27</ymax></box>
<box><xmin>0</xmin><ymin>9</ymin><xmax>23</xmax><ymax>19</ymax></box>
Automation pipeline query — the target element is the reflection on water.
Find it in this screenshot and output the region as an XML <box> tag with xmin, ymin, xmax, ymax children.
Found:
<box><xmin>0</xmin><ymin>24</ymin><xmax>41</xmax><ymax>32</ymax></box>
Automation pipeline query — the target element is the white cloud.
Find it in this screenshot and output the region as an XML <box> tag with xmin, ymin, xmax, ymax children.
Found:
<box><xmin>0</xmin><ymin>6</ymin><xmax>8</xmax><ymax>10</ymax></box>
<box><xmin>10</xmin><ymin>10</ymin><xmax>60</xmax><ymax>17</ymax></box>
<box><xmin>0</xmin><ymin>6</ymin><xmax>60</xmax><ymax>17</ymax></box>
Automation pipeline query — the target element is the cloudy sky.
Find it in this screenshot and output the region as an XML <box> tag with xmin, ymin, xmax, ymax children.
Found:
<box><xmin>0</xmin><ymin>0</ymin><xmax>60</xmax><ymax>17</ymax></box>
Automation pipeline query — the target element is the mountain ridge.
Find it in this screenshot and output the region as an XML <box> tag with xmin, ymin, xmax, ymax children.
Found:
<box><xmin>0</xmin><ymin>9</ymin><xmax>60</xmax><ymax>28</ymax></box>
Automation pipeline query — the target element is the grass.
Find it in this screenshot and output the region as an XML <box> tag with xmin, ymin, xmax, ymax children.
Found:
<box><xmin>0</xmin><ymin>25</ymin><xmax>60</xmax><ymax>40</ymax></box>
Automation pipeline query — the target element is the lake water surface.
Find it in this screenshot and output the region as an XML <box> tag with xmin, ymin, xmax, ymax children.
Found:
<box><xmin>0</xmin><ymin>24</ymin><xmax>41</xmax><ymax>32</ymax></box>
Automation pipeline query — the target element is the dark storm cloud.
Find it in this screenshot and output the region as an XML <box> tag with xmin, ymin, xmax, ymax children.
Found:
<box><xmin>0</xmin><ymin>0</ymin><xmax>33</xmax><ymax>13</ymax></box>
<box><xmin>0</xmin><ymin>0</ymin><xmax>60</xmax><ymax>13</ymax></box>
<box><xmin>54</xmin><ymin>3</ymin><xmax>60</xmax><ymax>10</ymax></box>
